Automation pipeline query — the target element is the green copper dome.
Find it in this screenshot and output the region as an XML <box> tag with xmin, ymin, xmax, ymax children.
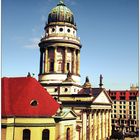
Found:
<box><xmin>48</xmin><ymin>1</ymin><xmax>74</xmax><ymax>24</ymax></box>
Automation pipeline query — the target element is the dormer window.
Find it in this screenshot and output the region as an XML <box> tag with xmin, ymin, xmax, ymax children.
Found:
<box><xmin>30</xmin><ymin>100</ymin><xmax>38</xmax><ymax>106</ymax></box>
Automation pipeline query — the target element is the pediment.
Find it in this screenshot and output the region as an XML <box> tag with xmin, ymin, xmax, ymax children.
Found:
<box><xmin>93</xmin><ymin>90</ymin><xmax>112</xmax><ymax>104</ymax></box>
<box><xmin>55</xmin><ymin>108</ymin><xmax>77</xmax><ymax>120</ymax></box>
<box><xmin>63</xmin><ymin>111</ymin><xmax>77</xmax><ymax>119</ymax></box>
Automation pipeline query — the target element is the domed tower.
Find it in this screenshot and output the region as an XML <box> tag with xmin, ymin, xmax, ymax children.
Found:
<box><xmin>38</xmin><ymin>0</ymin><xmax>82</xmax><ymax>85</ymax></box>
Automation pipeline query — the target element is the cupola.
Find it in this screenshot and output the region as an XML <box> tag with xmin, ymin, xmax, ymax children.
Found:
<box><xmin>48</xmin><ymin>0</ymin><xmax>75</xmax><ymax>25</ymax></box>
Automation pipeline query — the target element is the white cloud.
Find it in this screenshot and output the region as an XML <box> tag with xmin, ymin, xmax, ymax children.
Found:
<box><xmin>41</xmin><ymin>15</ymin><xmax>47</xmax><ymax>22</ymax></box>
<box><xmin>24</xmin><ymin>37</ymin><xmax>40</xmax><ymax>49</ymax></box>
<box><xmin>32</xmin><ymin>26</ymin><xmax>38</xmax><ymax>33</ymax></box>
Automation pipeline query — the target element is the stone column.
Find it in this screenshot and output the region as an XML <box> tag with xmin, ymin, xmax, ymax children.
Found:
<box><xmin>97</xmin><ymin>111</ymin><xmax>101</xmax><ymax>140</ymax></box>
<box><xmin>54</xmin><ymin>47</ymin><xmax>57</xmax><ymax>72</ymax></box>
<box><xmin>106</xmin><ymin>111</ymin><xmax>109</xmax><ymax>138</ymax></box>
<box><xmin>108</xmin><ymin>110</ymin><xmax>112</xmax><ymax>137</ymax></box>
<box><xmin>93</xmin><ymin>110</ymin><xmax>97</xmax><ymax>140</ymax></box>
<box><xmin>77</xmin><ymin>50</ymin><xmax>80</xmax><ymax>75</ymax></box>
<box><xmin>101</xmin><ymin>110</ymin><xmax>105</xmax><ymax>140</ymax></box>
<box><xmin>44</xmin><ymin>48</ymin><xmax>48</xmax><ymax>73</ymax></box>
<box><xmin>73</xmin><ymin>49</ymin><xmax>76</xmax><ymax>74</ymax></box>
<box><xmin>104</xmin><ymin>110</ymin><xmax>107</xmax><ymax>138</ymax></box>
<box><xmin>64</xmin><ymin>48</ymin><xmax>67</xmax><ymax>73</ymax></box>
<box><xmin>39</xmin><ymin>48</ymin><xmax>44</xmax><ymax>74</ymax></box>
<box><xmin>82</xmin><ymin>111</ymin><xmax>87</xmax><ymax>140</ymax></box>
<box><xmin>72</xmin><ymin>49</ymin><xmax>74</xmax><ymax>74</ymax></box>
<box><xmin>88</xmin><ymin>112</ymin><xmax>92</xmax><ymax>140</ymax></box>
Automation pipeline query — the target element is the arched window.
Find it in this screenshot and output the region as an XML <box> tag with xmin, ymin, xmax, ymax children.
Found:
<box><xmin>42</xmin><ymin>129</ymin><xmax>50</xmax><ymax>140</ymax></box>
<box><xmin>23</xmin><ymin>129</ymin><xmax>30</xmax><ymax>140</ymax></box>
<box><xmin>66</xmin><ymin>128</ymin><xmax>70</xmax><ymax>140</ymax></box>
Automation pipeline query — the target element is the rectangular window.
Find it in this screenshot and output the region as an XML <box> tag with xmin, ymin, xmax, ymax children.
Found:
<box><xmin>50</xmin><ymin>61</ymin><xmax>54</xmax><ymax>72</ymax></box>
<box><xmin>120</xmin><ymin>96</ymin><xmax>125</xmax><ymax>100</ymax></box>
<box><xmin>130</xmin><ymin>96</ymin><xmax>136</xmax><ymax>100</ymax></box>
<box><xmin>67</xmin><ymin>63</ymin><xmax>70</xmax><ymax>71</ymax></box>
<box><xmin>133</xmin><ymin>106</ymin><xmax>136</xmax><ymax>110</ymax></box>
<box><xmin>133</xmin><ymin>111</ymin><xmax>136</xmax><ymax>114</ymax></box>
<box><xmin>111</xmin><ymin>96</ymin><xmax>116</xmax><ymax>100</ymax></box>
<box><xmin>131</xmin><ymin>120</ymin><xmax>134</xmax><ymax>124</ymax></box>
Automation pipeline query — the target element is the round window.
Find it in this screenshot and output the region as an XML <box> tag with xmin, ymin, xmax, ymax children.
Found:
<box><xmin>59</xmin><ymin>28</ymin><xmax>63</xmax><ymax>32</ymax></box>
<box><xmin>52</xmin><ymin>28</ymin><xmax>55</xmax><ymax>32</ymax></box>
<box><xmin>30</xmin><ymin>100</ymin><xmax>38</xmax><ymax>106</ymax></box>
<box><xmin>67</xmin><ymin>29</ymin><xmax>70</xmax><ymax>33</ymax></box>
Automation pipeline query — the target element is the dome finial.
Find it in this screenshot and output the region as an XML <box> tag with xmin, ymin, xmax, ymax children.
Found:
<box><xmin>59</xmin><ymin>0</ymin><xmax>64</xmax><ymax>4</ymax></box>
<box><xmin>57</xmin><ymin>0</ymin><xmax>65</xmax><ymax>6</ymax></box>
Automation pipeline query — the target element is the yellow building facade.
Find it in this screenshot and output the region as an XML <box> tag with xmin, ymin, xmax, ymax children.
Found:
<box><xmin>2</xmin><ymin>110</ymin><xmax>77</xmax><ymax>140</ymax></box>
<box><xmin>1</xmin><ymin>77</ymin><xmax>77</xmax><ymax>140</ymax></box>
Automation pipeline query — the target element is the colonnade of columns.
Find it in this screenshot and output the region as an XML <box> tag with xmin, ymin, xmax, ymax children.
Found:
<box><xmin>39</xmin><ymin>47</ymin><xmax>80</xmax><ymax>75</ymax></box>
<box><xmin>81</xmin><ymin>109</ymin><xmax>112</xmax><ymax>140</ymax></box>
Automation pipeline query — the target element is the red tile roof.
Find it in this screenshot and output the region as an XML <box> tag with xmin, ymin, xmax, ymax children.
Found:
<box><xmin>107</xmin><ymin>90</ymin><xmax>139</xmax><ymax>101</ymax></box>
<box><xmin>2</xmin><ymin>77</ymin><xmax>60</xmax><ymax>117</ymax></box>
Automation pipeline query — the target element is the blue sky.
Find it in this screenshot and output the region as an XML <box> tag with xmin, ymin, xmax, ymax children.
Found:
<box><xmin>2</xmin><ymin>0</ymin><xmax>138</xmax><ymax>90</ymax></box>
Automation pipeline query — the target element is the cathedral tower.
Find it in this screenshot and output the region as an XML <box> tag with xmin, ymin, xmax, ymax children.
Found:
<box><xmin>38</xmin><ymin>0</ymin><xmax>82</xmax><ymax>85</ymax></box>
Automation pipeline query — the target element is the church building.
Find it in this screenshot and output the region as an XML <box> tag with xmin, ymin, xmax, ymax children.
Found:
<box><xmin>1</xmin><ymin>77</ymin><xmax>77</xmax><ymax>140</ymax></box>
<box><xmin>2</xmin><ymin>1</ymin><xmax>113</xmax><ymax>140</ymax></box>
<box><xmin>38</xmin><ymin>1</ymin><xmax>113</xmax><ymax>140</ymax></box>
